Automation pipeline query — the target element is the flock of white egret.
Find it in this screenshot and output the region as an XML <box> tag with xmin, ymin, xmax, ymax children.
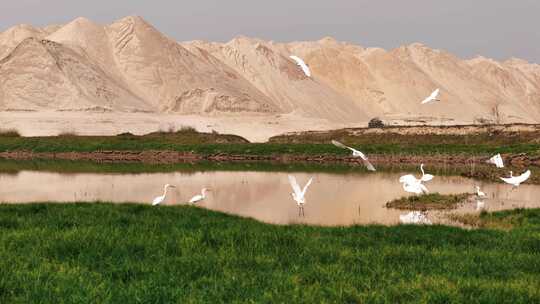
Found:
<box><xmin>150</xmin><ymin>56</ymin><xmax>532</xmax><ymax>225</ymax></box>
<box><xmin>151</xmin><ymin>142</ymin><xmax>532</xmax><ymax>226</ymax></box>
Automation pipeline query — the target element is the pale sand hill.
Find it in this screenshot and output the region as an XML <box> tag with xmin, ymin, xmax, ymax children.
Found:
<box><xmin>0</xmin><ymin>38</ymin><xmax>151</xmax><ymax>112</ymax></box>
<box><xmin>188</xmin><ymin>37</ymin><xmax>370</xmax><ymax>122</ymax></box>
<box><xmin>1</xmin><ymin>16</ymin><xmax>540</xmax><ymax>140</ymax></box>
<box><xmin>106</xmin><ymin>16</ymin><xmax>278</xmax><ymax>114</ymax></box>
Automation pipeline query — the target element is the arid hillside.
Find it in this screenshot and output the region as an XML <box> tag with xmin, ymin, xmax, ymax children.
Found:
<box><xmin>1</xmin><ymin>16</ymin><xmax>540</xmax><ymax>135</ymax></box>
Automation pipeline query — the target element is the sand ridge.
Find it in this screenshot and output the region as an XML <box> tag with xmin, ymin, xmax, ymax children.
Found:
<box><xmin>1</xmin><ymin>16</ymin><xmax>540</xmax><ymax>137</ymax></box>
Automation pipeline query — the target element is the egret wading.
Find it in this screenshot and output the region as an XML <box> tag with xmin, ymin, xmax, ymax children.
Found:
<box><xmin>475</xmin><ymin>186</ymin><xmax>486</xmax><ymax>198</ymax></box>
<box><xmin>152</xmin><ymin>184</ymin><xmax>176</xmax><ymax>206</ymax></box>
<box><xmin>189</xmin><ymin>188</ymin><xmax>211</xmax><ymax>204</ymax></box>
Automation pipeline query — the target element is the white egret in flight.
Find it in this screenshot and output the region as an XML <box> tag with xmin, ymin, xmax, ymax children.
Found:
<box><xmin>487</xmin><ymin>154</ymin><xmax>504</xmax><ymax>168</ymax></box>
<box><xmin>289</xmin><ymin>55</ymin><xmax>312</xmax><ymax>77</ymax></box>
<box><xmin>332</xmin><ymin>140</ymin><xmax>376</xmax><ymax>171</ymax></box>
<box><xmin>189</xmin><ymin>188</ymin><xmax>211</xmax><ymax>204</ymax></box>
<box><xmin>399</xmin><ymin>211</ymin><xmax>432</xmax><ymax>225</ymax></box>
<box><xmin>500</xmin><ymin>170</ymin><xmax>531</xmax><ymax>188</ymax></box>
<box><xmin>475</xmin><ymin>186</ymin><xmax>486</xmax><ymax>198</ymax></box>
<box><xmin>152</xmin><ymin>184</ymin><xmax>176</xmax><ymax>206</ymax></box>
<box><xmin>288</xmin><ymin>175</ymin><xmax>313</xmax><ymax>216</ymax></box>
<box><xmin>421</xmin><ymin>88</ymin><xmax>440</xmax><ymax>104</ymax></box>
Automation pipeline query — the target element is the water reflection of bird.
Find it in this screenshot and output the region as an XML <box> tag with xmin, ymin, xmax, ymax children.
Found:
<box><xmin>189</xmin><ymin>188</ymin><xmax>211</xmax><ymax>204</ymax></box>
<box><xmin>288</xmin><ymin>175</ymin><xmax>313</xmax><ymax>217</ymax></box>
<box><xmin>399</xmin><ymin>211</ymin><xmax>432</xmax><ymax>225</ymax></box>
<box><xmin>476</xmin><ymin>200</ymin><xmax>486</xmax><ymax>211</ymax></box>
<box><xmin>152</xmin><ymin>184</ymin><xmax>176</xmax><ymax>206</ymax></box>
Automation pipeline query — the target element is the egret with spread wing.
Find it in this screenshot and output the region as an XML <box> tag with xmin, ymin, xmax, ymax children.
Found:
<box><xmin>487</xmin><ymin>154</ymin><xmax>504</xmax><ymax>168</ymax></box>
<box><xmin>288</xmin><ymin>175</ymin><xmax>313</xmax><ymax>216</ymax></box>
<box><xmin>421</xmin><ymin>88</ymin><xmax>440</xmax><ymax>104</ymax></box>
<box><xmin>399</xmin><ymin>176</ymin><xmax>429</xmax><ymax>194</ymax></box>
<box><xmin>332</xmin><ymin>140</ymin><xmax>375</xmax><ymax>171</ymax></box>
<box><xmin>500</xmin><ymin>170</ymin><xmax>531</xmax><ymax>188</ymax></box>
<box><xmin>398</xmin><ymin>164</ymin><xmax>433</xmax><ymax>194</ymax></box>
<box><xmin>289</xmin><ymin>55</ymin><xmax>311</xmax><ymax>77</ymax></box>
<box><xmin>152</xmin><ymin>184</ymin><xmax>176</xmax><ymax>206</ymax></box>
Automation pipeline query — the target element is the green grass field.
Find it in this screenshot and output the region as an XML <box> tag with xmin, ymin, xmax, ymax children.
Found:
<box><xmin>0</xmin><ymin>203</ymin><xmax>539</xmax><ymax>303</ymax></box>
<box><xmin>1</xmin><ymin>127</ymin><xmax>540</xmax><ymax>157</ymax></box>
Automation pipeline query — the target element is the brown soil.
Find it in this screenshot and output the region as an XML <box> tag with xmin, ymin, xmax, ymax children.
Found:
<box><xmin>1</xmin><ymin>150</ymin><xmax>539</xmax><ymax>167</ymax></box>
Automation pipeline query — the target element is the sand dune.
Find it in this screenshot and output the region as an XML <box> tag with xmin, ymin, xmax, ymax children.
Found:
<box><xmin>1</xmin><ymin>16</ymin><xmax>540</xmax><ymax>138</ymax></box>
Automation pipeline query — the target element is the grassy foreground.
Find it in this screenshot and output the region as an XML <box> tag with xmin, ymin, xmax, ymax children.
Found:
<box><xmin>0</xmin><ymin>204</ymin><xmax>539</xmax><ymax>303</ymax></box>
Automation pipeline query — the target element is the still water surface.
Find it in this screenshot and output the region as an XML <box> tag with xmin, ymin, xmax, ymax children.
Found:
<box><xmin>1</xmin><ymin>168</ymin><xmax>539</xmax><ymax>226</ymax></box>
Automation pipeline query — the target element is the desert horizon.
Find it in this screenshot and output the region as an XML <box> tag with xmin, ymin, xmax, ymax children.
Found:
<box><xmin>1</xmin><ymin>15</ymin><xmax>540</xmax><ymax>141</ymax></box>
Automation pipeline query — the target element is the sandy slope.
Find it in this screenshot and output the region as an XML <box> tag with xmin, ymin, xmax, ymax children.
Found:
<box><xmin>1</xmin><ymin>16</ymin><xmax>540</xmax><ymax>138</ymax></box>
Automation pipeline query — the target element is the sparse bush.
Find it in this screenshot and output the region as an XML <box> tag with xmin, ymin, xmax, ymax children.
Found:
<box><xmin>157</xmin><ymin>123</ymin><xmax>176</xmax><ymax>134</ymax></box>
<box><xmin>0</xmin><ymin>129</ymin><xmax>21</xmax><ymax>137</ymax></box>
<box><xmin>57</xmin><ymin>131</ymin><xmax>78</xmax><ymax>137</ymax></box>
<box><xmin>177</xmin><ymin>125</ymin><xmax>197</xmax><ymax>133</ymax></box>
<box><xmin>117</xmin><ymin>132</ymin><xmax>135</xmax><ymax>137</ymax></box>
<box><xmin>368</xmin><ymin>117</ymin><xmax>384</xmax><ymax>128</ymax></box>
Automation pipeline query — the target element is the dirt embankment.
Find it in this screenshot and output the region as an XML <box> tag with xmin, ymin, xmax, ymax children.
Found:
<box><xmin>1</xmin><ymin>150</ymin><xmax>539</xmax><ymax>167</ymax></box>
<box><xmin>270</xmin><ymin>123</ymin><xmax>540</xmax><ymax>144</ymax></box>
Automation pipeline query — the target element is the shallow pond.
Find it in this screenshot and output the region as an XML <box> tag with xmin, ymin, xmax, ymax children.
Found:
<box><xmin>0</xmin><ymin>161</ymin><xmax>538</xmax><ymax>226</ymax></box>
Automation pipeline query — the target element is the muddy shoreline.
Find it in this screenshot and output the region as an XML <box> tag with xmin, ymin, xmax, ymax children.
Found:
<box><xmin>1</xmin><ymin>150</ymin><xmax>539</xmax><ymax>167</ymax></box>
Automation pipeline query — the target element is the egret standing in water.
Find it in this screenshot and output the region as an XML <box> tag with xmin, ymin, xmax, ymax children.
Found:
<box><xmin>288</xmin><ymin>175</ymin><xmax>313</xmax><ymax>217</ymax></box>
<box><xmin>189</xmin><ymin>188</ymin><xmax>211</xmax><ymax>204</ymax></box>
<box><xmin>152</xmin><ymin>184</ymin><xmax>176</xmax><ymax>206</ymax></box>
<box><xmin>289</xmin><ymin>55</ymin><xmax>312</xmax><ymax>77</ymax></box>
<box><xmin>500</xmin><ymin>170</ymin><xmax>531</xmax><ymax>188</ymax></box>
<box><xmin>419</xmin><ymin>164</ymin><xmax>434</xmax><ymax>182</ymax></box>
<box><xmin>475</xmin><ymin>186</ymin><xmax>486</xmax><ymax>198</ymax></box>
<box><xmin>332</xmin><ymin>140</ymin><xmax>376</xmax><ymax>171</ymax></box>
<box><xmin>421</xmin><ymin>88</ymin><xmax>440</xmax><ymax>104</ymax></box>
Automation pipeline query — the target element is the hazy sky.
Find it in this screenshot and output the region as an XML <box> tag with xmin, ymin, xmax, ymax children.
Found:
<box><xmin>2</xmin><ymin>0</ymin><xmax>539</xmax><ymax>63</ymax></box>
